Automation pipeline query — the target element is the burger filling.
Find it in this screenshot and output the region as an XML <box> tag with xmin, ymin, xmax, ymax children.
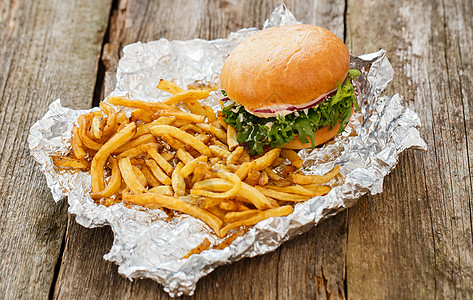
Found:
<box><xmin>222</xmin><ymin>69</ymin><xmax>361</xmax><ymax>155</ymax></box>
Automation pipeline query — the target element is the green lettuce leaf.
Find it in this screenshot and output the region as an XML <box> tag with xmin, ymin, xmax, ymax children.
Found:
<box><xmin>222</xmin><ymin>69</ymin><xmax>360</xmax><ymax>155</ymax></box>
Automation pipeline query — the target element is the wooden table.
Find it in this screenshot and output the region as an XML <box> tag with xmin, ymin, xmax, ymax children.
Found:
<box><xmin>1</xmin><ymin>0</ymin><xmax>472</xmax><ymax>298</ymax></box>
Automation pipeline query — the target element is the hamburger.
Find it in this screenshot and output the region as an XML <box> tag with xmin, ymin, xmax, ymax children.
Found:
<box><xmin>220</xmin><ymin>24</ymin><xmax>360</xmax><ymax>155</ymax></box>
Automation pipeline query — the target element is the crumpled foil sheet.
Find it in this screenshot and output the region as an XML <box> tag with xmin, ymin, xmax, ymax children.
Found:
<box><xmin>29</xmin><ymin>4</ymin><xmax>427</xmax><ymax>297</ymax></box>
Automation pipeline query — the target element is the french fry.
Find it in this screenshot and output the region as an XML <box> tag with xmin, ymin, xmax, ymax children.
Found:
<box><xmin>114</xmin><ymin>134</ymin><xmax>157</xmax><ymax>154</ymax></box>
<box><xmin>184</xmin><ymin>99</ymin><xmax>207</xmax><ymax>116</ymax></box>
<box><xmin>148</xmin><ymin>185</ymin><xmax>173</xmax><ymax>196</ymax></box>
<box><xmin>180</xmin><ymin>124</ymin><xmax>204</xmax><ymax>134</ymax></box>
<box><xmin>123</xmin><ymin>193</ymin><xmax>222</xmax><ymax>235</ymax></box>
<box><xmin>212</xmin><ymin>163</ymin><xmax>232</xmax><ymax>173</ymax></box>
<box><xmin>191</xmin><ymin>170</ymin><xmax>241</xmax><ymax>199</ymax></box>
<box><xmin>91</xmin><ymin>157</ymin><xmax>122</xmax><ymax>199</ymax></box>
<box><xmin>157</xmin><ymin>80</ymin><xmax>207</xmax><ymax>116</ymax></box>
<box><xmin>224</xmin><ymin>210</ymin><xmax>260</xmax><ymax>223</ymax></box>
<box><xmin>219</xmin><ymin>200</ymin><xmax>237</xmax><ymax>211</ymax></box>
<box><xmin>100</xmin><ymin>102</ymin><xmax>117</xmax><ymax>137</ymax></box>
<box><xmin>209</xmin><ymin>145</ymin><xmax>230</xmax><ymax>159</ymax></box>
<box><xmin>207</xmin><ymin>206</ymin><xmax>226</xmax><ymax>220</ymax></box>
<box><xmin>290</xmin><ymin>165</ymin><xmax>340</xmax><ymax>184</ymax></box>
<box><xmin>145</xmin><ymin>159</ymin><xmax>172</xmax><ymax>185</ymax></box>
<box><xmin>116</xmin><ymin>143</ymin><xmax>159</xmax><ymax>159</ymax></box>
<box><xmin>271</xmin><ymin>157</ymin><xmax>286</xmax><ymax>167</ymax></box>
<box><xmin>130</xmin><ymin>158</ymin><xmax>145</xmax><ymax>165</ymax></box>
<box><xmin>213</xmin><ymin>228</ymin><xmax>249</xmax><ymax>250</ymax></box>
<box><xmin>176</xmin><ymin>148</ymin><xmax>195</xmax><ymax>164</ymax></box>
<box><xmin>236</xmin><ymin>202</ymin><xmax>250</xmax><ymax>211</ymax></box>
<box><xmin>203</xmin><ymin>105</ymin><xmax>217</xmax><ymax>122</ymax></box>
<box><xmin>150</xmin><ymin>125</ymin><xmax>211</xmax><ymax>156</ymax></box>
<box><xmin>161</xmin><ymin>134</ymin><xmax>185</xmax><ymax>150</ymax></box>
<box><xmin>216</xmin><ymin>116</ymin><xmax>228</xmax><ymax>130</ymax></box>
<box><xmin>91</xmin><ymin>115</ymin><xmax>104</xmax><ymax>140</ymax></box>
<box><xmin>107</xmin><ymin>96</ymin><xmax>174</xmax><ymax>111</ymax></box>
<box><xmin>91</xmin><ymin>122</ymin><xmax>136</xmax><ymax>193</ymax></box>
<box><xmin>141</xmin><ymin>165</ymin><xmax>161</xmax><ymax>187</ymax></box>
<box><xmin>258</xmin><ymin>170</ymin><xmax>269</xmax><ymax>186</ymax></box>
<box><xmin>187</xmin><ymin>82</ymin><xmax>219</xmax><ymax>91</ymax></box>
<box><xmin>264</xmin><ymin>167</ymin><xmax>282</xmax><ymax>181</ymax></box>
<box><xmin>77</xmin><ymin>115</ymin><xmax>103</xmax><ymax>150</ymax></box>
<box><xmin>226</xmin><ymin>125</ymin><xmax>239</xmax><ymax>151</ymax></box>
<box><xmin>180</xmin><ymin>156</ymin><xmax>208</xmax><ymax>178</ymax></box>
<box><xmin>301</xmin><ymin>184</ymin><xmax>332</xmax><ymax>196</ymax></box>
<box><xmin>235</xmin><ymin>161</ymin><xmax>255</xmax><ymax>180</ymax></box>
<box><xmin>239</xmin><ymin>149</ymin><xmax>251</xmax><ymax>163</ymax></box>
<box><xmin>116</xmin><ymin>111</ymin><xmax>129</xmax><ymax>131</ymax></box>
<box><xmin>118</xmin><ymin>156</ymin><xmax>146</xmax><ymax>194</ymax></box>
<box><xmin>255</xmin><ymin>186</ymin><xmax>310</xmax><ymax>202</ymax></box>
<box><xmin>71</xmin><ymin>126</ymin><xmax>86</xmax><ymax>160</ymax></box>
<box><xmin>163</xmin><ymin>89</ymin><xmax>209</xmax><ymax>105</ymax></box>
<box><xmin>135</xmin><ymin>117</ymin><xmax>176</xmax><ymax>137</ymax></box>
<box><xmin>147</xmin><ymin>148</ymin><xmax>174</xmax><ymax>176</ymax></box>
<box><xmin>155</xmin><ymin>110</ymin><xmax>205</xmax><ymax>123</ymax></box>
<box><xmin>219</xmin><ymin>205</ymin><xmax>293</xmax><ymax>237</ymax></box>
<box><xmin>265</xmin><ymin>184</ymin><xmax>330</xmax><ymax>197</ymax></box>
<box><xmin>281</xmin><ymin>149</ymin><xmax>303</xmax><ymax>169</ymax></box>
<box><xmin>244</xmin><ymin>170</ymin><xmax>260</xmax><ymax>186</ymax></box>
<box><xmin>172</xmin><ymin>162</ymin><xmax>186</xmax><ymax>196</ymax></box>
<box><xmin>157</xmin><ymin>79</ymin><xmax>184</xmax><ymax>94</ymax></box>
<box><xmin>133</xmin><ymin>165</ymin><xmax>148</xmax><ymax>187</ymax></box>
<box><xmin>193</xmin><ymin>178</ymin><xmax>272</xmax><ymax>209</ymax></box>
<box><xmin>52</xmin><ymin>156</ymin><xmax>89</xmax><ymax>169</ymax></box>
<box><xmin>197</xmin><ymin>123</ymin><xmax>227</xmax><ymax>143</ymax></box>
<box><xmin>202</xmin><ymin>197</ymin><xmax>222</xmax><ymax>209</ymax></box>
<box><xmin>131</xmin><ymin>108</ymin><xmax>156</xmax><ymax>123</ymax></box>
<box><xmin>161</xmin><ymin>152</ymin><xmax>175</xmax><ymax>161</ymax></box>
<box><xmin>226</xmin><ymin>146</ymin><xmax>244</xmax><ymax>165</ymax></box>
<box><xmin>253</xmin><ymin>149</ymin><xmax>281</xmax><ymax>171</ymax></box>
<box><xmin>181</xmin><ymin>238</ymin><xmax>211</xmax><ymax>259</ymax></box>
<box><xmin>191</xmin><ymin>162</ymin><xmax>208</xmax><ymax>185</ymax></box>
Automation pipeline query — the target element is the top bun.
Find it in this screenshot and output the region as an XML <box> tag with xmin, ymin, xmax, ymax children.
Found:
<box><xmin>220</xmin><ymin>24</ymin><xmax>350</xmax><ymax>112</ymax></box>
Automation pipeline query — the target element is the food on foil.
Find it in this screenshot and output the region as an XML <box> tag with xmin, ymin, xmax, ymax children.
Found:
<box><xmin>220</xmin><ymin>24</ymin><xmax>360</xmax><ymax>155</ymax></box>
<box><xmin>51</xmin><ymin>79</ymin><xmax>339</xmax><ymax>245</ymax></box>
<box><xmin>29</xmin><ymin>5</ymin><xmax>427</xmax><ymax>295</ymax></box>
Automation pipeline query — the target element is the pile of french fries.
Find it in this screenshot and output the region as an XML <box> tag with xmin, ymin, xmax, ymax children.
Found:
<box><xmin>52</xmin><ymin>80</ymin><xmax>340</xmax><ymax>256</ymax></box>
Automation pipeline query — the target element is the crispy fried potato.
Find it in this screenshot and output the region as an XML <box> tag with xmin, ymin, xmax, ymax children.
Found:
<box><xmin>118</xmin><ymin>156</ymin><xmax>146</xmax><ymax>194</ymax></box>
<box><xmin>219</xmin><ymin>206</ymin><xmax>293</xmax><ymax>237</ymax></box>
<box><xmin>91</xmin><ymin>157</ymin><xmax>121</xmax><ymax>199</ymax></box>
<box><xmin>290</xmin><ymin>165</ymin><xmax>340</xmax><ymax>184</ymax></box>
<box><xmin>124</xmin><ymin>193</ymin><xmax>222</xmax><ymax>235</ymax></box>
<box><xmin>107</xmin><ymin>96</ymin><xmax>174</xmax><ymax>111</ymax></box>
<box><xmin>181</xmin><ymin>238</ymin><xmax>211</xmax><ymax>259</ymax></box>
<box><xmin>91</xmin><ymin>123</ymin><xmax>136</xmax><ymax>193</ymax></box>
<box><xmin>193</xmin><ymin>178</ymin><xmax>272</xmax><ymax>210</ymax></box>
<box><xmin>281</xmin><ymin>149</ymin><xmax>303</xmax><ymax>169</ymax></box>
<box><xmin>52</xmin><ymin>156</ymin><xmax>89</xmax><ymax>169</ymax></box>
<box><xmin>150</xmin><ymin>125</ymin><xmax>211</xmax><ymax>156</ymax></box>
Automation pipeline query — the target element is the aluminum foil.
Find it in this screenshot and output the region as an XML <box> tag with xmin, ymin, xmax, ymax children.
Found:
<box><xmin>29</xmin><ymin>4</ymin><xmax>426</xmax><ymax>297</ymax></box>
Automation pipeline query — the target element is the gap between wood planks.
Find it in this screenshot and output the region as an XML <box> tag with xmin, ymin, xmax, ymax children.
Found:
<box><xmin>47</xmin><ymin>1</ymin><xmax>118</xmax><ymax>298</ymax></box>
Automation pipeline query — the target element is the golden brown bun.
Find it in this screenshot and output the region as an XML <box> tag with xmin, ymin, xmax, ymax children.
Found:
<box><xmin>282</xmin><ymin>122</ymin><xmax>341</xmax><ymax>149</ymax></box>
<box><xmin>220</xmin><ymin>24</ymin><xmax>350</xmax><ymax>112</ymax></box>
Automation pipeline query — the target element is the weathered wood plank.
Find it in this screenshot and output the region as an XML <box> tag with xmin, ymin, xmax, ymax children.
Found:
<box><xmin>0</xmin><ymin>0</ymin><xmax>111</xmax><ymax>298</ymax></box>
<box><xmin>53</xmin><ymin>1</ymin><xmax>348</xmax><ymax>299</ymax></box>
<box><xmin>346</xmin><ymin>0</ymin><xmax>473</xmax><ymax>298</ymax></box>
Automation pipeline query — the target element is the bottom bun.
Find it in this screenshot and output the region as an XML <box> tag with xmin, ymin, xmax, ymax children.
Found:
<box><xmin>282</xmin><ymin>122</ymin><xmax>341</xmax><ymax>150</ymax></box>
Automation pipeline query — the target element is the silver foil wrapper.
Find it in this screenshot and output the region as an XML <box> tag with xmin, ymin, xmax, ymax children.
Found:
<box><xmin>29</xmin><ymin>4</ymin><xmax>426</xmax><ymax>297</ymax></box>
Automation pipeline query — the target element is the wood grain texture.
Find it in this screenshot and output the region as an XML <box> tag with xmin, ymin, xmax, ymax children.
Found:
<box><xmin>346</xmin><ymin>0</ymin><xmax>473</xmax><ymax>298</ymax></box>
<box><xmin>53</xmin><ymin>0</ymin><xmax>348</xmax><ymax>299</ymax></box>
<box><xmin>0</xmin><ymin>0</ymin><xmax>111</xmax><ymax>298</ymax></box>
